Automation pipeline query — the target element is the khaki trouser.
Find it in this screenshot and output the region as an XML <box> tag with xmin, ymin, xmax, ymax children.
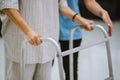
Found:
<box><xmin>5</xmin><ymin>58</ymin><xmax>52</xmax><ymax>80</ymax></box>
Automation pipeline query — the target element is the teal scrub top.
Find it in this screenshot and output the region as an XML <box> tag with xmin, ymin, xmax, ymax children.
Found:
<box><xmin>59</xmin><ymin>0</ymin><xmax>83</xmax><ymax>40</ymax></box>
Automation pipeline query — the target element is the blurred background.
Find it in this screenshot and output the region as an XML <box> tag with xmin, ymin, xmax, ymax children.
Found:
<box><xmin>0</xmin><ymin>0</ymin><xmax>120</xmax><ymax>80</ymax></box>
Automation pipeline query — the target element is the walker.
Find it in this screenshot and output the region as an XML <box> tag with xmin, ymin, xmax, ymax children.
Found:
<box><xmin>68</xmin><ymin>24</ymin><xmax>114</xmax><ymax>80</ymax></box>
<box><xmin>21</xmin><ymin>24</ymin><xmax>114</xmax><ymax>80</ymax></box>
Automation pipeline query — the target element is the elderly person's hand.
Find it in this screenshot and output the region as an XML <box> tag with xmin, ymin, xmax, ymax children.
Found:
<box><xmin>26</xmin><ymin>30</ymin><xmax>42</xmax><ymax>46</ymax></box>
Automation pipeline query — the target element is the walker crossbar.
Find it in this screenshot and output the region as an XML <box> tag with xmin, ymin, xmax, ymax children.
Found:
<box><xmin>62</xmin><ymin>38</ymin><xmax>108</xmax><ymax>56</ymax></box>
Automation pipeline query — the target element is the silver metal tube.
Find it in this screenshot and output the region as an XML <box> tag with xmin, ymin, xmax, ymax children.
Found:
<box><xmin>69</xmin><ymin>25</ymin><xmax>81</xmax><ymax>80</ymax></box>
<box><xmin>21</xmin><ymin>38</ymin><xmax>65</xmax><ymax>80</ymax></box>
<box><xmin>68</xmin><ymin>24</ymin><xmax>114</xmax><ymax>80</ymax></box>
<box><xmin>40</xmin><ymin>38</ymin><xmax>65</xmax><ymax>80</ymax></box>
<box><xmin>63</xmin><ymin>36</ymin><xmax>108</xmax><ymax>56</ymax></box>
<box><xmin>91</xmin><ymin>24</ymin><xmax>114</xmax><ymax>80</ymax></box>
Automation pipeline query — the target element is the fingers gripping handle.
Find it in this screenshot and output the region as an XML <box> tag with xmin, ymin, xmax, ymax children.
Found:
<box><xmin>90</xmin><ymin>24</ymin><xmax>109</xmax><ymax>38</ymax></box>
<box><xmin>71</xmin><ymin>24</ymin><xmax>109</xmax><ymax>39</ymax></box>
<box><xmin>22</xmin><ymin>37</ymin><xmax>62</xmax><ymax>57</ymax></box>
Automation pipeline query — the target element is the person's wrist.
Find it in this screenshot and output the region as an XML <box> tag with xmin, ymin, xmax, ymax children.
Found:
<box><xmin>24</xmin><ymin>27</ymin><xmax>33</xmax><ymax>36</ymax></box>
<box><xmin>72</xmin><ymin>13</ymin><xmax>79</xmax><ymax>22</ymax></box>
<box><xmin>73</xmin><ymin>15</ymin><xmax>83</xmax><ymax>25</ymax></box>
<box><xmin>99</xmin><ymin>9</ymin><xmax>108</xmax><ymax>18</ymax></box>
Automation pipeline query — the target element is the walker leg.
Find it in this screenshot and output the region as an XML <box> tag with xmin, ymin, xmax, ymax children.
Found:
<box><xmin>57</xmin><ymin>54</ymin><xmax>65</xmax><ymax>80</ymax></box>
<box><xmin>105</xmin><ymin>40</ymin><xmax>114</xmax><ymax>80</ymax></box>
<box><xmin>69</xmin><ymin>54</ymin><xmax>74</xmax><ymax>80</ymax></box>
<box><xmin>105</xmin><ymin>77</ymin><xmax>113</xmax><ymax>80</ymax></box>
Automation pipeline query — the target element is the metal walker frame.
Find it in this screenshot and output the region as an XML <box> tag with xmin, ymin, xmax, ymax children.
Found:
<box><xmin>68</xmin><ymin>24</ymin><xmax>114</xmax><ymax>80</ymax></box>
<box><xmin>20</xmin><ymin>24</ymin><xmax>114</xmax><ymax>80</ymax></box>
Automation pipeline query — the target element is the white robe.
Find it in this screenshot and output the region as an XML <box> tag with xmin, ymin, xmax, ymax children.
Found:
<box><xmin>0</xmin><ymin>0</ymin><xmax>67</xmax><ymax>64</ymax></box>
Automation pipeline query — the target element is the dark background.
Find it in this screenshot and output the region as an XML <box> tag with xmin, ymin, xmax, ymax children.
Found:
<box><xmin>78</xmin><ymin>0</ymin><xmax>120</xmax><ymax>20</ymax></box>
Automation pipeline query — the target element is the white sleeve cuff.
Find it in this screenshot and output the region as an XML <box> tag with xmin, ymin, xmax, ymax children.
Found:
<box><xmin>0</xmin><ymin>0</ymin><xmax>19</xmax><ymax>10</ymax></box>
<box><xmin>59</xmin><ymin>0</ymin><xmax>68</xmax><ymax>8</ymax></box>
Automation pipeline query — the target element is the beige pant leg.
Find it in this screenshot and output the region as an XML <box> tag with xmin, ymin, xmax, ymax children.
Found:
<box><xmin>5</xmin><ymin>58</ymin><xmax>36</xmax><ymax>80</ymax></box>
<box><xmin>5</xmin><ymin>57</ymin><xmax>52</xmax><ymax>80</ymax></box>
<box><xmin>33</xmin><ymin>61</ymin><xmax>52</xmax><ymax>80</ymax></box>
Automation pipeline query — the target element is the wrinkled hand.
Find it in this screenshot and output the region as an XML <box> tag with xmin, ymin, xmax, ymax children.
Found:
<box><xmin>101</xmin><ymin>10</ymin><xmax>113</xmax><ymax>36</ymax></box>
<box><xmin>79</xmin><ymin>17</ymin><xmax>95</xmax><ymax>31</ymax></box>
<box><xmin>26</xmin><ymin>30</ymin><xmax>42</xmax><ymax>46</ymax></box>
